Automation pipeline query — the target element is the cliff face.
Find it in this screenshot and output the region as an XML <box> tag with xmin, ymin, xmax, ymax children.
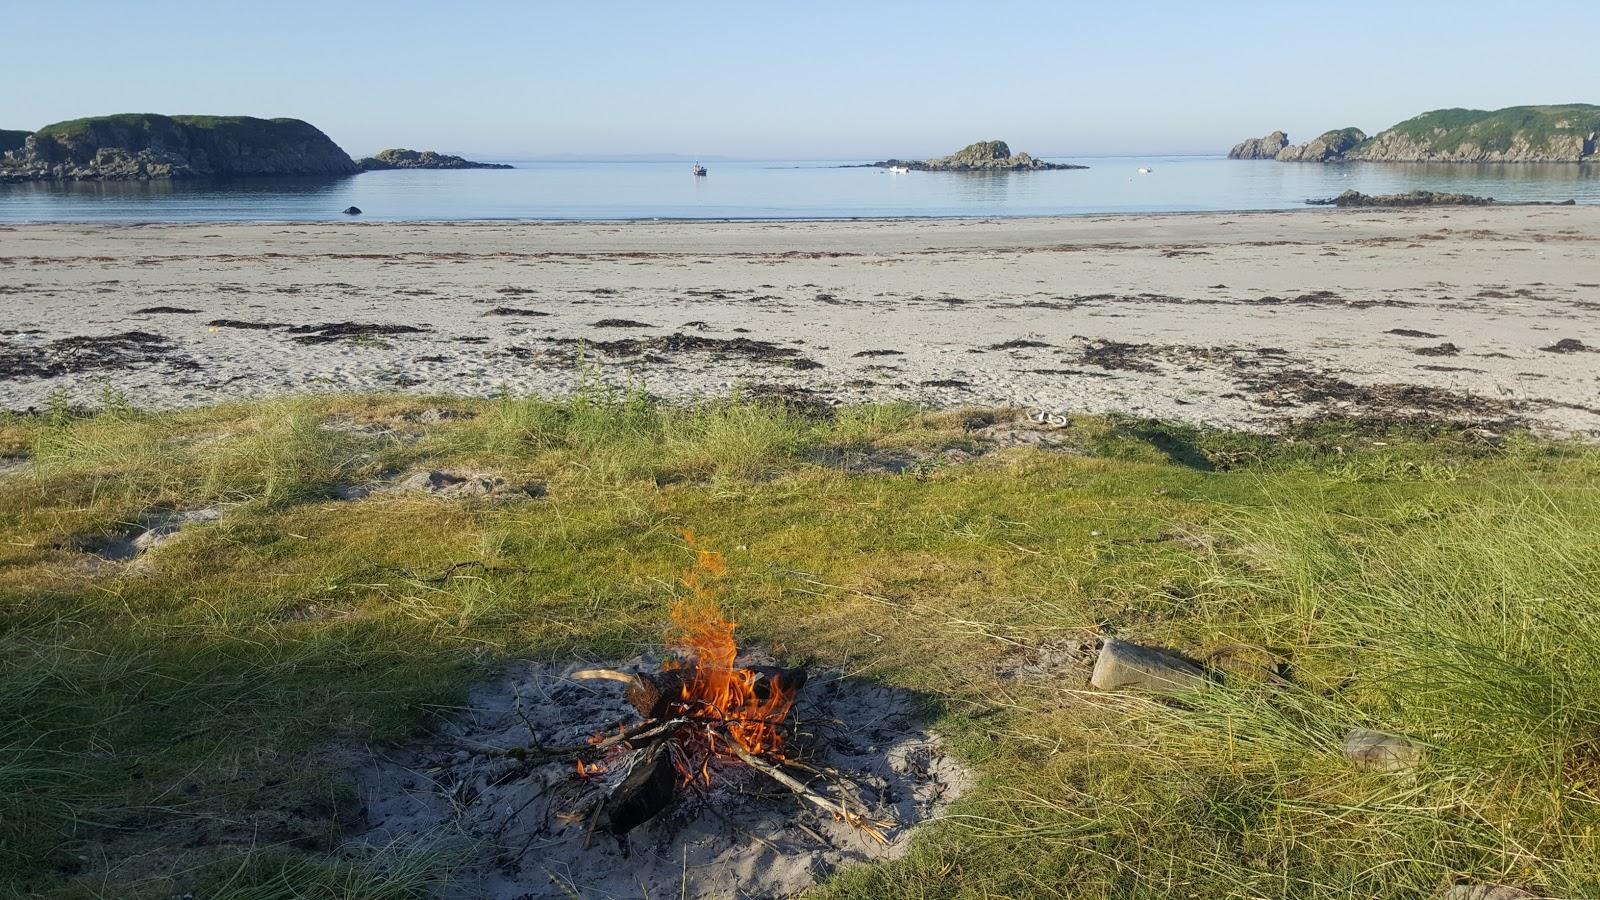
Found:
<box><xmin>0</xmin><ymin>129</ymin><xmax>28</xmax><ymax>155</ymax></box>
<box><xmin>356</xmin><ymin>149</ymin><xmax>513</xmax><ymax>170</ymax></box>
<box><xmin>1345</xmin><ymin>105</ymin><xmax>1600</xmax><ymax>162</ymax></box>
<box><xmin>1228</xmin><ymin>131</ymin><xmax>1288</xmax><ymax>159</ymax></box>
<box><xmin>874</xmin><ymin>140</ymin><xmax>1086</xmax><ymax>171</ymax></box>
<box><xmin>1276</xmin><ymin>128</ymin><xmax>1367</xmax><ymax>162</ymax></box>
<box><xmin>0</xmin><ymin>114</ymin><xmax>358</xmax><ymax>181</ymax></box>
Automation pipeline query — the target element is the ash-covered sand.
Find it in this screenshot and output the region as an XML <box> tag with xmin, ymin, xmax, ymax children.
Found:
<box><xmin>346</xmin><ymin>660</ymin><xmax>969</xmax><ymax>899</ymax></box>
<box><xmin>3</xmin><ymin>207</ymin><xmax>1599</xmax><ymax>434</ymax></box>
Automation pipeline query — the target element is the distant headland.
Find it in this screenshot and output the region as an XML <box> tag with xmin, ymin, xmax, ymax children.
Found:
<box><xmin>0</xmin><ymin>114</ymin><xmax>512</xmax><ymax>182</ymax></box>
<box><xmin>860</xmin><ymin>140</ymin><xmax>1087</xmax><ymax>172</ymax></box>
<box><xmin>1230</xmin><ymin>104</ymin><xmax>1600</xmax><ymax>163</ymax></box>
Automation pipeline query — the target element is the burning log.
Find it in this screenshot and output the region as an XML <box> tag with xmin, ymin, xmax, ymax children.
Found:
<box><xmin>595</xmin><ymin>740</ymin><xmax>678</xmax><ymax>836</ymax></box>
<box><xmin>572</xmin><ymin>665</ymin><xmax>807</xmax><ymax>719</ymax></box>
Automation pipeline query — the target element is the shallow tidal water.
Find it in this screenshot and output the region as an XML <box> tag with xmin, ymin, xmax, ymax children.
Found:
<box><xmin>1</xmin><ymin>156</ymin><xmax>1597</xmax><ymax>222</ymax></box>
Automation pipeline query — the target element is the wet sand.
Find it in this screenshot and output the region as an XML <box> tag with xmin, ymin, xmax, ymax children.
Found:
<box><xmin>2</xmin><ymin>206</ymin><xmax>1598</xmax><ymax>434</ymax></box>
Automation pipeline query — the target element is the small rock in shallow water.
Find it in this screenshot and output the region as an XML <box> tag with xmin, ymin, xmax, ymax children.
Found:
<box><xmin>1342</xmin><ymin>728</ymin><xmax>1426</xmax><ymax>773</ymax></box>
<box><xmin>1089</xmin><ymin>638</ymin><xmax>1210</xmax><ymax>694</ymax></box>
<box><xmin>342</xmin><ymin>206</ymin><xmax>362</xmax><ymax>215</ymax></box>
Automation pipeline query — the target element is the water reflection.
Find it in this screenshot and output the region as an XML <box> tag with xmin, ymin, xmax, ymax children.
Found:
<box><xmin>0</xmin><ymin>158</ymin><xmax>1594</xmax><ymax>222</ymax></box>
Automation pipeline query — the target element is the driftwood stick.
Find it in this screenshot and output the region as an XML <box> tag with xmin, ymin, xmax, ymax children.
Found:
<box><xmin>731</xmin><ymin>746</ymin><xmax>893</xmax><ymax>843</ymax></box>
<box><xmin>570</xmin><ymin>668</ymin><xmax>638</xmax><ymax>685</ymax></box>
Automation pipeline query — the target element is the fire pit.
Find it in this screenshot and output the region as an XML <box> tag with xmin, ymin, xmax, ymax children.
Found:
<box><xmin>348</xmin><ymin>540</ymin><xmax>967</xmax><ymax>897</ymax></box>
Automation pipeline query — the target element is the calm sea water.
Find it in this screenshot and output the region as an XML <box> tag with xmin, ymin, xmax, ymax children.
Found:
<box><xmin>1</xmin><ymin>156</ymin><xmax>1596</xmax><ymax>222</ymax></box>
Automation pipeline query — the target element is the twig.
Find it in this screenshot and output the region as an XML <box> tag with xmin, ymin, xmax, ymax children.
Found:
<box><xmin>570</xmin><ymin>667</ymin><xmax>638</xmax><ymax>686</ymax></box>
<box><xmin>731</xmin><ymin>746</ymin><xmax>893</xmax><ymax>843</ymax></box>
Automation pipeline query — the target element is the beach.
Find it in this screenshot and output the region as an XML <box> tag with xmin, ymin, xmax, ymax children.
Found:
<box><xmin>3</xmin><ymin>205</ymin><xmax>1598</xmax><ymax>434</ymax></box>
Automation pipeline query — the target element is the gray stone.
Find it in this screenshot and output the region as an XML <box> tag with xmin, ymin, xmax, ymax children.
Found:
<box><xmin>385</xmin><ymin>469</ymin><xmax>543</xmax><ymax>501</ymax></box>
<box><xmin>1342</xmin><ymin>728</ymin><xmax>1426</xmax><ymax>773</ymax></box>
<box><xmin>132</xmin><ymin>507</ymin><xmax>223</xmax><ymax>552</ymax></box>
<box><xmin>1089</xmin><ymin>638</ymin><xmax>1210</xmax><ymax>693</ymax></box>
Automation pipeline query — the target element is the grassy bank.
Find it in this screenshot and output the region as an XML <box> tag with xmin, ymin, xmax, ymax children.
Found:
<box><xmin>2</xmin><ymin>388</ymin><xmax>1597</xmax><ymax>898</ymax></box>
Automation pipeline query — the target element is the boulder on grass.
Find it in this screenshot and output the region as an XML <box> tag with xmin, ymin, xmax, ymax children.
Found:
<box><xmin>1089</xmin><ymin>638</ymin><xmax>1210</xmax><ymax>694</ymax></box>
<box><xmin>1342</xmin><ymin>728</ymin><xmax>1426</xmax><ymax>773</ymax></box>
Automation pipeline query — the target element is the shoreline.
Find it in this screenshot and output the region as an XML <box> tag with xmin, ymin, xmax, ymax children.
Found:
<box><xmin>3</xmin><ymin>206</ymin><xmax>1598</xmax><ymax>436</ymax></box>
<box><xmin>3</xmin><ymin>201</ymin><xmax>1594</xmax><ymax>228</ymax></box>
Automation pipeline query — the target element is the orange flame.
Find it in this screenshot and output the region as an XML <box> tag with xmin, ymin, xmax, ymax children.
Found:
<box><xmin>658</xmin><ymin>531</ymin><xmax>798</xmax><ymax>782</ymax></box>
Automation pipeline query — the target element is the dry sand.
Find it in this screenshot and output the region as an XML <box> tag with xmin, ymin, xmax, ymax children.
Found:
<box><xmin>2</xmin><ymin>206</ymin><xmax>1598</xmax><ymax>434</ymax></box>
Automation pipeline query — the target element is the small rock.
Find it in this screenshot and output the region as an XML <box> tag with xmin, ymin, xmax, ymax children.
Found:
<box><xmin>386</xmin><ymin>469</ymin><xmax>544</xmax><ymax>501</ymax></box>
<box><xmin>1439</xmin><ymin>883</ymin><xmax>1538</xmax><ymax>900</ymax></box>
<box><xmin>1342</xmin><ymin>728</ymin><xmax>1426</xmax><ymax>773</ymax></box>
<box><xmin>1539</xmin><ymin>337</ymin><xmax>1590</xmax><ymax>353</ymax></box>
<box><xmin>342</xmin><ymin>206</ymin><xmax>362</xmax><ymax>215</ymax></box>
<box><xmin>1089</xmin><ymin>638</ymin><xmax>1210</xmax><ymax>694</ymax></box>
<box><xmin>131</xmin><ymin>508</ymin><xmax>223</xmax><ymax>552</ymax></box>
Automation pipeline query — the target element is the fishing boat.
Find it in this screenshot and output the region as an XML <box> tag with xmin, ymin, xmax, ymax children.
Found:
<box><xmin>691</xmin><ymin>162</ymin><xmax>707</xmax><ymax>176</ymax></box>
<box><xmin>1137</xmin><ymin>167</ymin><xmax>1153</xmax><ymax>174</ymax></box>
<box><xmin>887</xmin><ymin>165</ymin><xmax>911</xmax><ymax>174</ymax></box>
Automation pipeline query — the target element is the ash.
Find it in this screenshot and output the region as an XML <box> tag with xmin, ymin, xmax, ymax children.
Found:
<box><xmin>347</xmin><ymin>659</ymin><xmax>969</xmax><ymax>899</ymax></box>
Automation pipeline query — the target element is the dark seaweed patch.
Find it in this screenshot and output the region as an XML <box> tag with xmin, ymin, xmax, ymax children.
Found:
<box><xmin>287</xmin><ymin>323</ymin><xmax>431</xmax><ymax>345</ymax></box>
<box><xmin>481</xmin><ymin>307</ymin><xmax>550</xmax><ymax>318</ymax></box>
<box><xmin>0</xmin><ymin>331</ymin><xmax>195</xmax><ymax>379</ymax></box>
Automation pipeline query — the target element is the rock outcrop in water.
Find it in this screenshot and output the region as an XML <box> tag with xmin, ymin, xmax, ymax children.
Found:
<box><xmin>1346</xmin><ymin>105</ymin><xmax>1600</xmax><ymax>162</ymax></box>
<box><xmin>1228</xmin><ymin>131</ymin><xmax>1288</xmax><ymax>159</ymax></box>
<box><xmin>1276</xmin><ymin>128</ymin><xmax>1368</xmax><ymax>162</ymax></box>
<box><xmin>872</xmin><ymin>140</ymin><xmax>1086</xmax><ymax>171</ymax></box>
<box><xmin>1306</xmin><ymin>190</ymin><xmax>1495</xmax><ymax>207</ymax></box>
<box><xmin>0</xmin><ymin>114</ymin><xmax>358</xmax><ymax>181</ymax></box>
<box><xmin>356</xmin><ymin>149</ymin><xmax>512</xmax><ymax>171</ymax></box>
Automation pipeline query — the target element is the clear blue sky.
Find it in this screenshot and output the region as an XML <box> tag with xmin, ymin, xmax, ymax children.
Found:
<box><xmin>5</xmin><ymin>0</ymin><xmax>1595</xmax><ymax>160</ymax></box>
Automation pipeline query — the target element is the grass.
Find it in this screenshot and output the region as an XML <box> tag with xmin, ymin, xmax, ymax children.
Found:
<box><xmin>1</xmin><ymin>388</ymin><xmax>1597</xmax><ymax>898</ymax></box>
<box><xmin>33</xmin><ymin>114</ymin><xmax>327</xmax><ymax>141</ymax></box>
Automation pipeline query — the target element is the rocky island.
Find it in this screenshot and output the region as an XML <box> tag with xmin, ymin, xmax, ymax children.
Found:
<box><xmin>1276</xmin><ymin>127</ymin><xmax>1368</xmax><ymax>162</ymax></box>
<box><xmin>869</xmin><ymin>140</ymin><xmax>1086</xmax><ymax>172</ymax></box>
<box><xmin>1227</xmin><ymin>130</ymin><xmax>1287</xmax><ymax>159</ymax></box>
<box><xmin>356</xmin><ymin>148</ymin><xmax>512</xmax><ymax>171</ymax></box>
<box><xmin>0</xmin><ymin>114</ymin><xmax>358</xmax><ymax>182</ymax></box>
<box><xmin>1230</xmin><ymin>104</ymin><xmax>1600</xmax><ymax>163</ymax></box>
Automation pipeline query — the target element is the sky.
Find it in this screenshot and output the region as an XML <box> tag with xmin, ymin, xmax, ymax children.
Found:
<box><xmin>4</xmin><ymin>0</ymin><xmax>1596</xmax><ymax>160</ymax></box>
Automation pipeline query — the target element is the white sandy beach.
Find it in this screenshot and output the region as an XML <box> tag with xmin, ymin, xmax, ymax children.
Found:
<box><xmin>2</xmin><ymin>206</ymin><xmax>1597</xmax><ymax>434</ymax></box>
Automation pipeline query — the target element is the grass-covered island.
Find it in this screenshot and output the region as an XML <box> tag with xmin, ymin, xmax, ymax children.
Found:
<box><xmin>0</xmin><ymin>114</ymin><xmax>359</xmax><ymax>181</ymax></box>
<box><xmin>864</xmin><ymin>139</ymin><xmax>1087</xmax><ymax>171</ymax></box>
<box><xmin>0</xmin><ymin>115</ymin><xmax>517</xmax><ymax>181</ymax></box>
<box><xmin>1232</xmin><ymin>103</ymin><xmax>1600</xmax><ymax>163</ymax></box>
<box><xmin>2</xmin><ymin>387</ymin><xmax>1597</xmax><ymax>898</ymax></box>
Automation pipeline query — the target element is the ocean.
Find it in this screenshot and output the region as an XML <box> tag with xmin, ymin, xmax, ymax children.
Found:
<box><xmin>1</xmin><ymin>156</ymin><xmax>1596</xmax><ymax>222</ymax></box>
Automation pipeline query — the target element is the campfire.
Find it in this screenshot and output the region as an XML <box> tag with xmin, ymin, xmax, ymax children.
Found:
<box><xmin>560</xmin><ymin>535</ymin><xmax>894</xmax><ymax>842</ymax></box>
<box><xmin>348</xmin><ymin>531</ymin><xmax>965</xmax><ymax>898</ymax></box>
